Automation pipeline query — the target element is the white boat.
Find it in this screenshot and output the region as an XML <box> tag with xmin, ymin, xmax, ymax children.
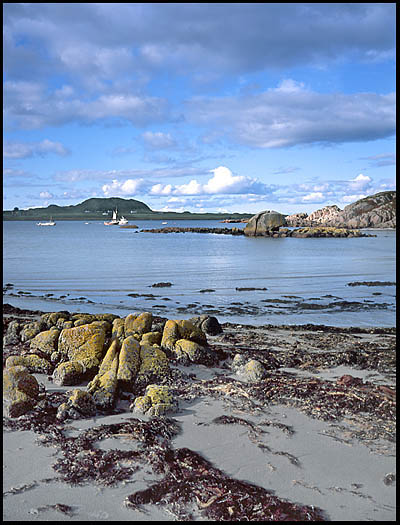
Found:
<box><xmin>37</xmin><ymin>217</ymin><xmax>56</xmax><ymax>226</ymax></box>
<box><xmin>104</xmin><ymin>209</ymin><xmax>119</xmax><ymax>225</ymax></box>
<box><xmin>118</xmin><ymin>216</ymin><xmax>128</xmax><ymax>225</ymax></box>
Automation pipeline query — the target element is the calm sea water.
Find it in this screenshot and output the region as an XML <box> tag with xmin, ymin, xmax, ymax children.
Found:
<box><xmin>3</xmin><ymin>220</ymin><xmax>396</xmax><ymax>327</ymax></box>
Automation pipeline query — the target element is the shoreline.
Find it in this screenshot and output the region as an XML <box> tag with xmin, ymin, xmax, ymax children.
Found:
<box><xmin>3</xmin><ymin>305</ymin><xmax>396</xmax><ymax>521</ymax></box>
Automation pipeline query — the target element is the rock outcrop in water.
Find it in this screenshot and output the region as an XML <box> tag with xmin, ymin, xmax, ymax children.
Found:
<box><xmin>286</xmin><ymin>191</ymin><xmax>396</xmax><ymax>229</ymax></box>
<box><xmin>244</xmin><ymin>210</ymin><xmax>286</xmax><ymax>236</ymax></box>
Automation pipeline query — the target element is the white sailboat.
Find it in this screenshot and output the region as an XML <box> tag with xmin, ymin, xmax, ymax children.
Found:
<box><xmin>118</xmin><ymin>216</ymin><xmax>128</xmax><ymax>225</ymax></box>
<box><xmin>37</xmin><ymin>217</ymin><xmax>56</xmax><ymax>226</ymax></box>
<box><xmin>104</xmin><ymin>209</ymin><xmax>119</xmax><ymax>225</ymax></box>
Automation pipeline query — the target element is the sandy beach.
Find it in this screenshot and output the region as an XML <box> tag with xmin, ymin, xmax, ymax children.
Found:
<box><xmin>3</xmin><ymin>305</ymin><xmax>396</xmax><ymax>521</ymax></box>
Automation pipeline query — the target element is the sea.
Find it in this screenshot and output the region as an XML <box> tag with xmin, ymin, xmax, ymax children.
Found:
<box><xmin>3</xmin><ymin>220</ymin><xmax>396</xmax><ymax>328</ymax></box>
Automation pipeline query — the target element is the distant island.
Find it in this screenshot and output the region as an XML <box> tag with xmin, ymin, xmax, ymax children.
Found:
<box><xmin>3</xmin><ymin>191</ymin><xmax>396</xmax><ymax>228</ymax></box>
<box><xmin>3</xmin><ymin>197</ymin><xmax>252</xmax><ymax>222</ymax></box>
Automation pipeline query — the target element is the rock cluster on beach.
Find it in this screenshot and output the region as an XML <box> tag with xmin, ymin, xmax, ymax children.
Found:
<box><xmin>3</xmin><ymin>305</ymin><xmax>396</xmax><ymax>521</ymax></box>
<box><xmin>3</xmin><ymin>310</ymin><xmax>222</xmax><ymax>419</ymax></box>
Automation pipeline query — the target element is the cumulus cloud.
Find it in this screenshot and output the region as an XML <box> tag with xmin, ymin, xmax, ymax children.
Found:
<box><xmin>102</xmin><ymin>178</ymin><xmax>146</xmax><ymax>197</ymax></box>
<box><xmin>39</xmin><ymin>191</ymin><xmax>53</xmax><ymax>199</ymax></box>
<box><xmin>348</xmin><ymin>173</ymin><xmax>372</xmax><ymax>192</ymax></box>
<box><xmin>150</xmin><ymin>166</ymin><xmax>270</xmax><ymax>196</ymax></box>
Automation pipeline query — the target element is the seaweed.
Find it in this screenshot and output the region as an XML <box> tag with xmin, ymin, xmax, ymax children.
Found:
<box><xmin>125</xmin><ymin>447</ymin><xmax>326</xmax><ymax>521</ymax></box>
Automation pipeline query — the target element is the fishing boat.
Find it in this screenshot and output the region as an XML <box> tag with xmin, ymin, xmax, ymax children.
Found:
<box><xmin>104</xmin><ymin>209</ymin><xmax>119</xmax><ymax>225</ymax></box>
<box><xmin>118</xmin><ymin>216</ymin><xmax>128</xmax><ymax>225</ymax></box>
<box><xmin>37</xmin><ymin>217</ymin><xmax>56</xmax><ymax>226</ymax></box>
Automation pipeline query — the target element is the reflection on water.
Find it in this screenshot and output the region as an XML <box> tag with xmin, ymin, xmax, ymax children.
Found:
<box><xmin>3</xmin><ymin>221</ymin><xmax>396</xmax><ymax>327</ymax></box>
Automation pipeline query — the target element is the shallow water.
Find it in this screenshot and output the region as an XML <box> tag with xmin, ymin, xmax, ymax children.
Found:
<box><xmin>3</xmin><ymin>220</ymin><xmax>396</xmax><ymax>327</ymax></box>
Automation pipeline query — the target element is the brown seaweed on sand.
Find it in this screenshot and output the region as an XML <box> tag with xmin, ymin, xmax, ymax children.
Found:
<box><xmin>125</xmin><ymin>446</ymin><xmax>326</xmax><ymax>521</ymax></box>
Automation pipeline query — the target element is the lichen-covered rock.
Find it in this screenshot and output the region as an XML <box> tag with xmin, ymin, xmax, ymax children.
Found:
<box><xmin>161</xmin><ymin>319</ymin><xmax>207</xmax><ymax>352</ymax></box>
<box><xmin>5</xmin><ymin>354</ymin><xmax>53</xmax><ymax>374</ymax></box>
<box><xmin>52</xmin><ymin>361</ymin><xmax>85</xmax><ymax>386</ymax></box>
<box><xmin>160</xmin><ymin>319</ymin><xmax>181</xmax><ymax>351</ymax></box>
<box><xmin>174</xmin><ymin>339</ymin><xmax>209</xmax><ymax>364</ymax></box>
<box><xmin>87</xmin><ymin>351</ymin><xmax>119</xmax><ymax>409</ymax></box>
<box><xmin>97</xmin><ymin>339</ymin><xmax>120</xmax><ymax>376</ymax></box>
<box><xmin>237</xmin><ymin>359</ymin><xmax>267</xmax><ymax>382</ymax></box>
<box><xmin>231</xmin><ymin>353</ymin><xmax>247</xmax><ymax>372</ymax></box>
<box><xmin>58</xmin><ymin>323</ymin><xmax>106</xmax><ymax>372</ymax></box>
<box><xmin>112</xmin><ymin>318</ymin><xmax>125</xmax><ymax>342</ymax></box>
<box><xmin>56</xmin><ymin>389</ymin><xmax>96</xmax><ymax>420</ymax></box>
<box><xmin>71</xmin><ymin>313</ymin><xmax>96</xmax><ymax>326</ymax></box>
<box><xmin>3</xmin><ymin>320</ymin><xmax>22</xmax><ymax>345</ymax></box>
<box><xmin>176</xmin><ymin>320</ymin><xmax>207</xmax><ymax>346</ymax></box>
<box><xmin>125</xmin><ymin>312</ymin><xmax>153</xmax><ymax>337</ymax></box>
<box><xmin>20</xmin><ymin>320</ymin><xmax>46</xmax><ymax>343</ymax></box>
<box><xmin>95</xmin><ymin>313</ymin><xmax>119</xmax><ymax>323</ymax></box>
<box><xmin>135</xmin><ymin>344</ymin><xmax>170</xmax><ymax>391</ymax></box>
<box><xmin>141</xmin><ymin>331</ymin><xmax>162</xmax><ymax>346</ymax></box>
<box><xmin>41</xmin><ymin>312</ymin><xmax>69</xmax><ymax>329</ymax></box>
<box><xmin>132</xmin><ymin>384</ymin><xmax>177</xmax><ymax>416</ymax></box>
<box><xmin>124</xmin><ymin>313</ymin><xmax>139</xmax><ymax>337</ymax></box>
<box><xmin>132</xmin><ymin>394</ymin><xmax>152</xmax><ymax>414</ymax></box>
<box><xmin>30</xmin><ymin>328</ymin><xmax>60</xmax><ymax>355</ymax></box>
<box><xmin>3</xmin><ymin>365</ymin><xmax>40</xmax><ymax>417</ymax></box>
<box><xmin>117</xmin><ymin>336</ymin><xmax>141</xmax><ymax>391</ymax></box>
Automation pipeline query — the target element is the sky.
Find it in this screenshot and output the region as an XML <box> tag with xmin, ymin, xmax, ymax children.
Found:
<box><xmin>3</xmin><ymin>3</ymin><xmax>396</xmax><ymax>214</ymax></box>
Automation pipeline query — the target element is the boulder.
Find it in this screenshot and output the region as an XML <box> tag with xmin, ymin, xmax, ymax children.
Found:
<box><xmin>57</xmin><ymin>323</ymin><xmax>106</xmax><ymax>372</ymax></box>
<box><xmin>135</xmin><ymin>344</ymin><xmax>170</xmax><ymax>391</ymax></box>
<box><xmin>236</xmin><ymin>359</ymin><xmax>267</xmax><ymax>383</ymax></box>
<box><xmin>4</xmin><ymin>320</ymin><xmax>22</xmax><ymax>346</ymax></box>
<box><xmin>30</xmin><ymin>328</ymin><xmax>60</xmax><ymax>355</ymax></box>
<box><xmin>87</xmin><ymin>347</ymin><xmax>119</xmax><ymax>409</ymax></box>
<box><xmin>20</xmin><ymin>320</ymin><xmax>46</xmax><ymax>342</ymax></box>
<box><xmin>112</xmin><ymin>318</ymin><xmax>125</xmax><ymax>343</ymax></box>
<box><xmin>124</xmin><ymin>312</ymin><xmax>153</xmax><ymax>338</ymax></box>
<box><xmin>56</xmin><ymin>389</ymin><xmax>96</xmax><ymax>421</ymax></box>
<box><xmin>190</xmin><ymin>315</ymin><xmax>223</xmax><ymax>336</ymax></box>
<box><xmin>117</xmin><ymin>336</ymin><xmax>141</xmax><ymax>390</ymax></box>
<box><xmin>244</xmin><ymin>210</ymin><xmax>287</xmax><ymax>236</ymax></box>
<box><xmin>3</xmin><ymin>365</ymin><xmax>40</xmax><ymax>417</ymax></box>
<box><xmin>5</xmin><ymin>354</ymin><xmax>53</xmax><ymax>375</ymax></box>
<box><xmin>52</xmin><ymin>361</ymin><xmax>86</xmax><ymax>386</ymax></box>
<box><xmin>132</xmin><ymin>384</ymin><xmax>177</xmax><ymax>416</ymax></box>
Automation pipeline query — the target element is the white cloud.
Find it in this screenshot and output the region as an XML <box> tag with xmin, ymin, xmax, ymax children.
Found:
<box><xmin>301</xmin><ymin>192</ymin><xmax>325</xmax><ymax>203</ymax></box>
<box><xmin>187</xmin><ymin>86</ymin><xmax>395</xmax><ymax>149</ymax></box>
<box><xmin>4</xmin><ymin>139</ymin><xmax>70</xmax><ymax>158</ymax></box>
<box><xmin>102</xmin><ymin>178</ymin><xmax>146</xmax><ymax>197</ymax></box>
<box><xmin>39</xmin><ymin>191</ymin><xmax>53</xmax><ymax>199</ymax></box>
<box><xmin>149</xmin><ymin>166</ymin><xmax>269</xmax><ymax>197</ymax></box>
<box><xmin>341</xmin><ymin>194</ymin><xmax>367</xmax><ymax>203</ymax></box>
<box><xmin>348</xmin><ymin>173</ymin><xmax>372</xmax><ymax>192</ymax></box>
<box><xmin>142</xmin><ymin>131</ymin><xmax>176</xmax><ymax>149</ymax></box>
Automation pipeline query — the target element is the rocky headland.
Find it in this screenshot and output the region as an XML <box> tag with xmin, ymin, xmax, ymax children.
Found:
<box><xmin>286</xmin><ymin>191</ymin><xmax>396</xmax><ymax>229</ymax></box>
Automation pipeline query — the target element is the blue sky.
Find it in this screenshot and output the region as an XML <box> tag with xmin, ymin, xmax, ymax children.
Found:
<box><xmin>3</xmin><ymin>3</ymin><xmax>396</xmax><ymax>214</ymax></box>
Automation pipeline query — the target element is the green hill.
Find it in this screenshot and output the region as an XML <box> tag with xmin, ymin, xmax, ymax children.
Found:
<box><xmin>3</xmin><ymin>197</ymin><xmax>252</xmax><ymax>221</ymax></box>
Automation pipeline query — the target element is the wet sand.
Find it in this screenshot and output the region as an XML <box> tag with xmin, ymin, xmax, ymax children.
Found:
<box><xmin>3</xmin><ymin>306</ymin><xmax>396</xmax><ymax>521</ymax></box>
